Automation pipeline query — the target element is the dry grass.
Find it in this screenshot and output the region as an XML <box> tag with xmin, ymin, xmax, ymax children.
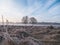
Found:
<box><xmin>0</xmin><ymin>26</ymin><xmax>60</xmax><ymax>45</ymax></box>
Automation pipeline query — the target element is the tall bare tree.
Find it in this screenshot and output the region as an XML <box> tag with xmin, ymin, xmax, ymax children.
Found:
<box><xmin>22</xmin><ymin>16</ymin><xmax>28</xmax><ymax>24</ymax></box>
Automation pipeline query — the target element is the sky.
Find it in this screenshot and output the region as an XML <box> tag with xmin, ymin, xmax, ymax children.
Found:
<box><xmin>0</xmin><ymin>0</ymin><xmax>60</xmax><ymax>23</ymax></box>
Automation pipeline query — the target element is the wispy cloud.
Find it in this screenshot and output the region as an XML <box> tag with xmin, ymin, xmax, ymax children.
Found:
<box><xmin>0</xmin><ymin>0</ymin><xmax>60</xmax><ymax>22</ymax></box>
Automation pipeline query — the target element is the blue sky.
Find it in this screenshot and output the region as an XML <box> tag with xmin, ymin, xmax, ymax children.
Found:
<box><xmin>0</xmin><ymin>0</ymin><xmax>60</xmax><ymax>22</ymax></box>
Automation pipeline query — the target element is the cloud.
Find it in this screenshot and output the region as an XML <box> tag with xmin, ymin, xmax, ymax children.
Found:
<box><xmin>0</xmin><ymin>0</ymin><xmax>27</xmax><ymax>22</ymax></box>
<box><xmin>0</xmin><ymin>0</ymin><xmax>60</xmax><ymax>22</ymax></box>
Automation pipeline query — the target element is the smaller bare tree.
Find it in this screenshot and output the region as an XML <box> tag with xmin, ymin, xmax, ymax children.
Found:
<box><xmin>29</xmin><ymin>17</ymin><xmax>37</xmax><ymax>24</ymax></box>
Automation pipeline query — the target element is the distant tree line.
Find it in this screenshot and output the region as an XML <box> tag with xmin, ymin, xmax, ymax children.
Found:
<box><xmin>22</xmin><ymin>16</ymin><xmax>37</xmax><ymax>24</ymax></box>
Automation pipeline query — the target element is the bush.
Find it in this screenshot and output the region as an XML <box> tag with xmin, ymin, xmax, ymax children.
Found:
<box><xmin>47</xmin><ymin>25</ymin><xmax>54</xmax><ymax>29</ymax></box>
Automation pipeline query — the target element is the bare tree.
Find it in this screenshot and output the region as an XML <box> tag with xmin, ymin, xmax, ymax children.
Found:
<box><xmin>22</xmin><ymin>16</ymin><xmax>28</xmax><ymax>24</ymax></box>
<box><xmin>29</xmin><ymin>17</ymin><xmax>37</xmax><ymax>24</ymax></box>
